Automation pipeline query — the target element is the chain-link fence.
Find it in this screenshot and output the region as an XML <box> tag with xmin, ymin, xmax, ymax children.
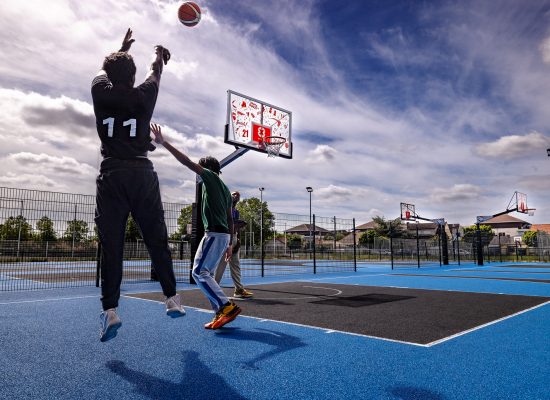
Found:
<box><xmin>1</xmin><ymin>186</ymin><xmax>548</xmax><ymax>291</ymax></box>
<box><xmin>0</xmin><ymin>187</ymin><xmax>190</xmax><ymax>291</ymax></box>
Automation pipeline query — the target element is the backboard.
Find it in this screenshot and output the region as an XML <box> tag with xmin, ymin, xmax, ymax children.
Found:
<box><xmin>225</xmin><ymin>90</ymin><xmax>293</xmax><ymax>159</ymax></box>
<box><xmin>400</xmin><ymin>203</ymin><xmax>416</xmax><ymax>221</ymax></box>
<box><xmin>515</xmin><ymin>191</ymin><xmax>535</xmax><ymax>216</ymax></box>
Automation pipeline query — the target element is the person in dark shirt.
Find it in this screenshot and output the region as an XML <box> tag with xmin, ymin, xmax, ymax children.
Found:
<box><xmin>91</xmin><ymin>28</ymin><xmax>185</xmax><ymax>343</ymax></box>
<box><xmin>150</xmin><ymin>123</ymin><xmax>242</xmax><ymax>330</ymax></box>
<box><xmin>215</xmin><ymin>191</ymin><xmax>253</xmax><ymax>298</ymax></box>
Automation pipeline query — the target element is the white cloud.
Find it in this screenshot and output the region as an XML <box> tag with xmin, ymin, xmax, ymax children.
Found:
<box><xmin>430</xmin><ymin>184</ymin><xmax>482</xmax><ymax>203</ymax></box>
<box><xmin>306</xmin><ymin>145</ymin><xmax>337</xmax><ymax>163</ymax></box>
<box><xmin>474</xmin><ymin>132</ymin><xmax>550</xmax><ymax>159</ymax></box>
<box><xmin>540</xmin><ymin>36</ymin><xmax>550</xmax><ymax>64</ymax></box>
<box><xmin>8</xmin><ymin>152</ymin><xmax>96</xmax><ymax>177</ymax></box>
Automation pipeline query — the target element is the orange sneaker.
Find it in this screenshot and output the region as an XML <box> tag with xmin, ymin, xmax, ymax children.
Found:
<box><xmin>204</xmin><ymin>313</ymin><xmax>220</xmax><ymax>329</ymax></box>
<box><xmin>210</xmin><ymin>301</ymin><xmax>241</xmax><ymax>329</ymax></box>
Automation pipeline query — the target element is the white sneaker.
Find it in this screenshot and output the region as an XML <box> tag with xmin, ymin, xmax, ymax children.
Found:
<box><xmin>165</xmin><ymin>294</ymin><xmax>186</xmax><ymax>318</ymax></box>
<box><xmin>99</xmin><ymin>308</ymin><xmax>122</xmax><ymax>342</ymax></box>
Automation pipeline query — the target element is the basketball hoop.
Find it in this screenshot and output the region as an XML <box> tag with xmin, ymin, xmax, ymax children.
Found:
<box><xmin>263</xmin><ymin>136</ymin><xmax>286</xmax><ymax>158</ymax></box>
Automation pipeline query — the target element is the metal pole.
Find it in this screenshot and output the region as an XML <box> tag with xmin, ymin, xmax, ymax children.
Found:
<box><xmin>259</xmin><ymin>187</ymin><xmax>264</xmax><ymax>277</ymax></box>
<box><xmin>390</xmin><ymin>224</ymin><xmax>394</xmax><ymax>270</ymax></box>
<box><xmin>71</xmin><ymin>204</ymin><xmax>77</xmax><ymax>258</ymax></box>
<box><xmin>333</xmin><ymin>216</ymin><xmax>337</xmax><ymax>252</ymax></box>
<box><xmin>438</xmin><ymin>228</ymin><xmax>442</xmax><ymax>267</ymax></box>
<box><xmin>457</xmin><ymin>232</ymin><xmax>461</xmax><ymax>266</ymax></box>
<box><xmin>16</xmin><ymin>200</ymin><xmax>23</xmax><ymax>259</ymax></box>
<box><xmin>313</xmin><ymin>214</ymin><xmax>317</xmax><ymax>274</ymax></box>
<box><xmin>352</xmin><ymin>218</ymin><xmax>357</xmax><ymax>272</ymax></box>
<box><xmin>416</xmin><ymin>223</ymin><xmax>420</xmax><ymax>268</ymax></box>
<box><xmin>476</xmin><ymin>222</ymin><xmax>484</xmax><ymax>266</ymax></box>
<box><xmin>306</xmin><ymin>187</ymin><xmax>313</xmax><ymax>252</ymax></box>
<box><xmin>498</xmin><ymin>233</ymin><xmax>502</xmax><ymax>263</ymax></box>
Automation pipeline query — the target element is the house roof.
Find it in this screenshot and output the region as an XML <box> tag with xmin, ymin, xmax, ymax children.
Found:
<box><xmin>482</xmin><ymin>214</ymin><xmax>529</xmax><ymax>225</ymax></box>
<box><xmin>531</xmin><ymin>224</ymin><xmax>550</xmax><ymax>234</ymax></box>
<box><xmin>285</xmin><ymin>224</ymin><xmax>329</xmax><ymax>233</ymax></box>
<box><xmin>356</xmin><ymin>221</ymin><xmax>376</xmax><ymax>230</ymax></box>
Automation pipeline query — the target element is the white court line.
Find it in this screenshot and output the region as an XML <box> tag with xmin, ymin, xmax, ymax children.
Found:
<box><xmin>424</xmin><ymin>300</ymin><xmax>550</xmax><ymax>347</ymax></box>
<box><xmin>0</xmin><ymin>294</ymin><xmax>97</xmax><ymax>305</ymax></box>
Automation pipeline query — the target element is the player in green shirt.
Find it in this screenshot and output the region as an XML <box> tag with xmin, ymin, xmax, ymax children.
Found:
<box><xmin>150</xmin><ymin>123</ymin><xmax>241</xmax><ymax>329</ymax></box>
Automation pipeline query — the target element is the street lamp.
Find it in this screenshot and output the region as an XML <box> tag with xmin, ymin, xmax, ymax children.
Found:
<box><xmin>547</xmin><ymin>148</ymin><xmax>550</xmax><ymax>157</ymax></box>
<box><xmin>306</xmin><ymin>187</ymin><xmax>313</xmax><ymax>250</ymax></box>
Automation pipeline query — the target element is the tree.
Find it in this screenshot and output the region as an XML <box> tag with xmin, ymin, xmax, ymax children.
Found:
<box><xmin>522</xmin><ymin>230</ymin><xmax>537</xmax><ymax>247</ymax></box>
<box><xmin>63</xmin><ymin>220</ymin><xmax>89</xmax><ymax>242</ymax></box>
<box><xmin>359</xmin><ymin>230</ymin><xmax>377</xmax><ymax>246</ymax></box>
<box><xmin>462</xmin><ymin>225</ymin><xmax>494</xmax><ymax>247</ymax></box>
<box><xmin>36</xmin><ymin>216</ymin><xmax>57</xmax><ymax>241</ymax></box>
<box><xmin>0</xmin><ymin>216</ymin><xmax>32</xmax><ymax>241</ymax></box>
<box><xmin>236</xmin><ymin>197</ymin><xmax>274</xmax><ymax>246</ymax></box>
<box><xmin>372</xmin><ymin>216</ymin><xmax>408</xmax><ymax>238</ymax></box>
<box><xmin>125</xmin><ymin>214</ymin><xmax>142</xmax><ymax>242</ymax></box>
<box><xmin>170</xmin><ymin>204</ymin><xmax>193</xmax><ymax>241</ymax></box>
<box><xmin>286</xmin><ymin>234</ymin><xmax>302</xmax><ymax>250</ymax></box>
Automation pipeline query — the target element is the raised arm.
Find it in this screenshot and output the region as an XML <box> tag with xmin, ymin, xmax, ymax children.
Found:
<box><xmin>146</xmin><ymin>45</ymin><xmax>171</xmax><ymax>85</ymax></box>
<box><xmin>94</xmin><ymin>28</ymin><xmax>135</xmax><ymax>79</ymax></box>
<box><xmin>150</xmin><ymin>123</ymin><xmax>203</xmax><ymax>175</ymax></box>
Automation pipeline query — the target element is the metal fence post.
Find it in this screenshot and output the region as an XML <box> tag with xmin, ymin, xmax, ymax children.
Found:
<box><xmin>352</xmin><ymin>218</ymin><xmax>357</xmax><ymax>272</ymax></box>
<box><xmin>313</xmin><ymin>214</ymin><xmax>317</xmax><ymax>274</ymax></box>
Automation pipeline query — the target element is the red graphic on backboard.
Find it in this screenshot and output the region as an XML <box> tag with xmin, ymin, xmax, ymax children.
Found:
<box><xmin>405</xmin><ymin>211</ymin><xmax>411</xmax><ymax>219</ymax></box>
<box><xmin>252</xmin><ymin>123</ymin><xmax>271</xmax><ymax>143</ymax></box>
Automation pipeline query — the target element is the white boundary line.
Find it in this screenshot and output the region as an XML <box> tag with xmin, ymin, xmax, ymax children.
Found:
<box><xmin>424</xmin><ymin>300</ymin><xmax>550</xmax><ymax>347</ymax></box>
<box><xmin>0</xmin><ymin>294</ymin><xmax>97</xmax><ymax>305</ymax></box>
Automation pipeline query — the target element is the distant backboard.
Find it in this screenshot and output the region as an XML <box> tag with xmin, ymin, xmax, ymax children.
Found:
<box><xmin>515</xmin><ymin>191</ymin><xmax>535</xmax><ymax>216</ymax></box>
<box><xmin>400</xmin><ymin>203</ymin><xmax>416</xmax><ymax>221</ymax></box>
<box><xmin>225</xmin><ymin>90</ymin><xmax>293</xmax><ymax>159</ymax></box>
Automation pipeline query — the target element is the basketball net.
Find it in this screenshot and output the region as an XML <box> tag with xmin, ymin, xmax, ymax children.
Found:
<box><xmin>263</xmin><ymin>136</ymin><xmax>286</xmax><ymax>158</ymax></box>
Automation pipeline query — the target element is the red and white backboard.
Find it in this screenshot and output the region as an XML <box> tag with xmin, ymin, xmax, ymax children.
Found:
<box><xmin>225</xmin><ymin>90</ymin><xmax>292</xmax><ymax>158</ymax></box>
<box><xmin>400</xmin><ymin>203</ymin><xmax>416</xmax><ymax>221</ymax></box>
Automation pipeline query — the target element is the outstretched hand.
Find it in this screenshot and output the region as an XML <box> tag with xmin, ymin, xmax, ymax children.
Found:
<box><xmin>150</xmin><ymin>123</ymin><xmax>165</xmax><ymax>145</ymax></box>
<box><xmin>155</xmin><ymin>45</ymin><xmax>171</xmax><ymax>65</ymax></box>
<box><xmin>119</xmin><ymin>28</ymin><xmax>135</xmax><ymax>52</ymax></box>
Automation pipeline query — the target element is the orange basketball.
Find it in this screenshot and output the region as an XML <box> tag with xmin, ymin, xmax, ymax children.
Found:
<box><xmin>178</xmin><ymin>2</ymin><xmax>201</xmax><ymax>27</ymax></box>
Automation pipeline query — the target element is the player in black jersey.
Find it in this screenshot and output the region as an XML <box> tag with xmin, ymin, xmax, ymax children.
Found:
<box><xmin>91</xmin><ymin>29</ymin><xmax>185</xmax><ymax>342</ymax></box>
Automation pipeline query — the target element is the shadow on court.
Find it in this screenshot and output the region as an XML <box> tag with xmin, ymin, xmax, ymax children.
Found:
<box><xmin>214</xmin><ymin>328</ymin><xmax>306</xmax><ymax>370</ymax></box>
<box><xmin>107</xmin><ymin>350</ymin><xmax>247</xmax><ymax>400</ymax></box>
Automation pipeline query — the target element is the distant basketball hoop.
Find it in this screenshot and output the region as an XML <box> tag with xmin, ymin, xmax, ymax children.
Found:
<box><xmin>400</xmin><ymin>202</ymin><xmax>415</xmax><ymax>221</ymax></box>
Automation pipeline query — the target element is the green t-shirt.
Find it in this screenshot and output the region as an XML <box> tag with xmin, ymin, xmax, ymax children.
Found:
<box><xmin>200</xmin><ymin>168</ymin><xmax>232</xmax><ymax>232</ymax></box>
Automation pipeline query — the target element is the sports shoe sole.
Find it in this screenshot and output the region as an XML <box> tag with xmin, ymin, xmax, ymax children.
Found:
<box><xmin>100</xmin><ymin>321</ymin><xmax>122</xmax><ymax>343</ymax></box>
<box><xmin>166</xmin><ymin>309</ymin><xmax>186</xmax><ymax>318</ymax></box>
<box><xmin>210</xmin><ymin>307</ymin><xmax>241</xmax><ymax>329</ymax></box>
<box><xmin>204</xmin><ymin>320</ymin><xmax>216</xmax><ymax>329</ymax></box>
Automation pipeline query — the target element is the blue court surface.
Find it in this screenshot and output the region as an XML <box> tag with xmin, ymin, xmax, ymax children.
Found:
<box><xmin>1</xmin><ymin>262</ymin><xmax>549</xmax><ymax>400</ymax></box>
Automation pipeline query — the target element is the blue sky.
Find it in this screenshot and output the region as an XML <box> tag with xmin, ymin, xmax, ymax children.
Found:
<box><xmin>0</xmin><ymin>0</ymin><xmax>549</xmax><ymax>225</ymax></box>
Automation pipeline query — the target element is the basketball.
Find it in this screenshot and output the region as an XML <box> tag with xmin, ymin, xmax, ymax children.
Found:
<box><xmin>178</xmin><ymin>2</ymin><xmax>201</xmax><ymax>27</ymax></box>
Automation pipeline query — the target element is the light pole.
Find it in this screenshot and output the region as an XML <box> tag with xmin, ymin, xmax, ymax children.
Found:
<box><xmin>306</xmin><ymin>187</ymin><xmax>313</xmax><ymax>250</ymax></box>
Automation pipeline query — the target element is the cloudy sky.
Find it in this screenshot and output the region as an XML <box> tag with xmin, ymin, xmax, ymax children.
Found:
<box><xmin>1</xmin><ymin>0</ymin><xmax>549</xmax><ymax>226</ymax></box>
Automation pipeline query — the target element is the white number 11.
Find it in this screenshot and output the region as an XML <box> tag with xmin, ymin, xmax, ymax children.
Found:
<box><xmin>102</xmin><ymin>117</ymin><xmax>137</xmax><ymax>138</ymax></box>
